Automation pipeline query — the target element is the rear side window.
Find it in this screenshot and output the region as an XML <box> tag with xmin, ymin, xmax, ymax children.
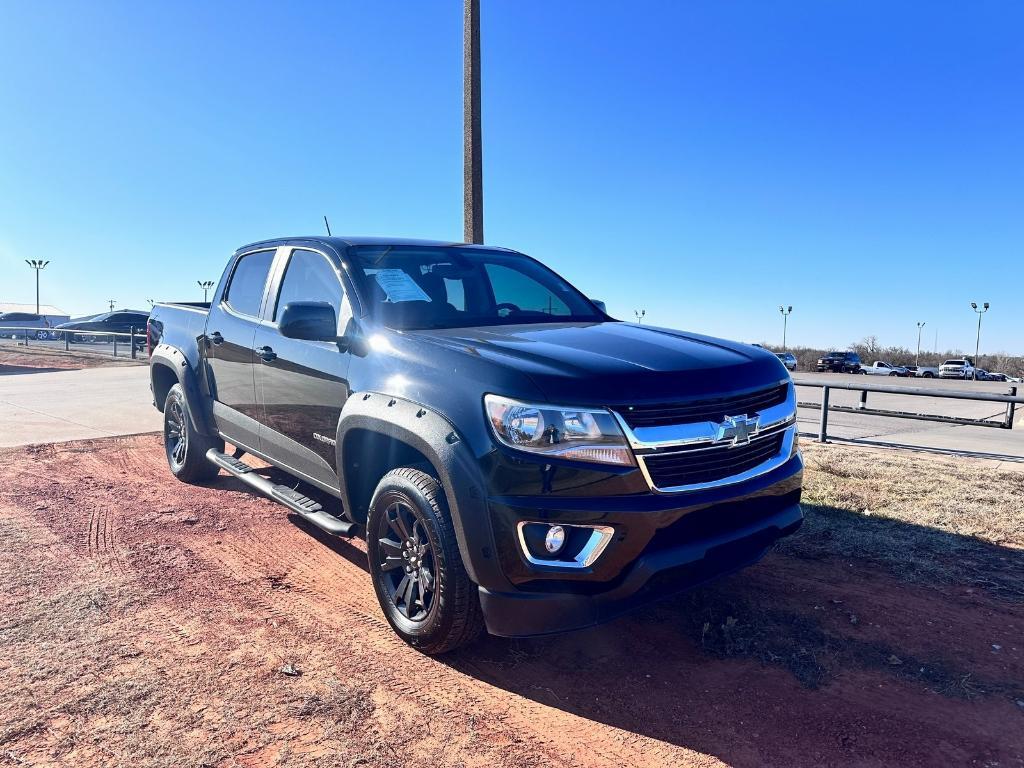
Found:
<box><xmin>225</xmin><ymin>250</ymin><xmax>276</xmax><ymax>317</ymax></box>
<box><xmin>273</xmin><ymin>249</ymin><xmax>344</xmax><ymax>321</ymax></box>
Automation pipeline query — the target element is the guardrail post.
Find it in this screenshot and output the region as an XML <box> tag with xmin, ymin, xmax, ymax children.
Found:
<box><xmin>857</xmin><ymin>390</ymin><xmax>868</xmax><ymax>410</ymax></box>
<box><xmin>112</xmin><ymin>334</ymin><xmax>118</xmax><ymax>358</ymax></box>
<box><xmin>130</xmin><ymin>328</ymin><xmax>136</xmax><ymax>360</ymax></box>
<box><xmin>817</xmin><ymin>385</ymin><xmax>830</xmax><ymax>442</ymax></box>
<box><xmin>1006</xmin><ymin>386</ymin><xmax>1017</xmax><ymax>429</ymax></box>
<box><xmin>65</xmin><ymin>331</ymin><xmax>70</xmax><ymax>351</ymax></box>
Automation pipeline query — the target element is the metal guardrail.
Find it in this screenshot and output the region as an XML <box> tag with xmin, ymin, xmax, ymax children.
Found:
<box><xmin>0</xmin><ymin>326</ymin><xmax>144</xmax><ymax>360</ymax></box>
<box><xmin>795</xmin><ymin>378</ymin><xmax>1023</xmax><ymax>442</ymax></box>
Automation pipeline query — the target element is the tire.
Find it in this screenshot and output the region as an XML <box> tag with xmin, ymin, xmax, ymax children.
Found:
<box><xmin>366</xmin><ymin>467</ymin><xmax>484</xmax><ymax>655</ymax></box>
<box><xmin>163</xmin><ymin>383</ymin><xmax>223</xmax><ymax>483</ymax></box>
<box><xmin>922</xmin><ymin>372</ymin><xmax>933</xmax><ymax>378</ymax></box>
<box><xmin>889</xmin><ymin>371</ymin><xmax>898</xmax><ymax>377</ymax></box>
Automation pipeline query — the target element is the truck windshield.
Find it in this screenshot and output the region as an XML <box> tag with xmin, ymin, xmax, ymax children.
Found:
<box><xmin>349</xmin><ymin>246</ymin><xmax>605</xmax><ymax>330</ymax></box>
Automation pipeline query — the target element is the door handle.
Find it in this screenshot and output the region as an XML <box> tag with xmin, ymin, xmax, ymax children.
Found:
<box><xmin>208</xmin><ymin>331</ymin><xmax>224</xmax><ymax>346</ymax></box>
<box><xmin>257</xmin><ymin>345</ymin><xmax>277</xmax><ymax>362</ymax></box>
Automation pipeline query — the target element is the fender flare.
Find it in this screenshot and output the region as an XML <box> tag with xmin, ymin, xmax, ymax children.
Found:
<box><xmin>150</xmin><ymin>344</ymin><xmax>216</xmax><ymax>436</ymax></box>
<box><xmin>335</xmin><ymin>392</ymin><xmax>511</xmax><ymax>592</ymax></box>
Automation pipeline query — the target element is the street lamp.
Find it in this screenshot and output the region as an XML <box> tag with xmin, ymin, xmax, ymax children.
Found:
<box><xmin>634</xmin><ymin>309</ymin><xmax>646</xmax><ymax>324</ymax></box>
<box><xmin>198</xmin><ymin>280</ymin><xmax>215</xmax><ymax>302</ymax></box>
<box><xmin>24</xmin><ymin>260</ymin><xmax>50</xmax><ymax>315</ymax></box>
<box><xmin>970</xmin><ymin>302</ymin><xmax>989</xmax><ymax>381</ymax></box>
<box><xmin>916</xmin><ymin>321</ymin><xmax>926</xmax><ymax>366</ymax></box>
<box><xmin>779</xmin><ymin>305</ymin><xmax>793</xmax><ymax>350</ymax></box>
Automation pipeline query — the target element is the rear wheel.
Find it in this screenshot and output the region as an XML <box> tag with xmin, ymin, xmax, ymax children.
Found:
<box><xmin>367</xmin><ymin>468</ymin><xmax>484</xmax><ymax>654</ymax></box>
<box><xmin>163</xmin><ymin>384</ymin><xmax>223</xmax><ymax>483</ymax></box>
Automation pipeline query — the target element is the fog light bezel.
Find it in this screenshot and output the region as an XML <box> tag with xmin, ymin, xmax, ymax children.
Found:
<box><xmin>516</xmin><ymin>521</ymin><xmax>615</xmax><ymax>569</ymax></box>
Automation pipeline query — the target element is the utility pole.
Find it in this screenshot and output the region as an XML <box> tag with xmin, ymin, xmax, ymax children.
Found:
<box><xmin>916</xmin><ymin>321</ymin><xmax>926</xmax><ymax>366</ymax></box>
<box><xmin>779</xmin><ymin>305</ymin><xmax>793</xmax><ymax>350</ymax></box>
<box><xmin>198</xmin><ymin>280</ymin><xmax>215</xmax><ymax>302</ymax></box>
<box><xmin>25</xmin><ymin>260</ymin><xmax>50</xmax><ymax>315</ymax></box>
<box><xmin>970</xmin><ymin>302</ymin><xmax>989</xmax><ymax>381</ymax></box>
<box><xmin>634</xmin><ymin>309</ymin><xmax>646</xmax><ymax>324</ymax></box>
<box><xmin>108</xmin><ymin>299</ymin><xmax>116</xmax><ymax>311</ymax></box>
<box><xmin>463</xmin><ymin>0</ymin><xmax>483</xmax><ymax>244</ymax></box>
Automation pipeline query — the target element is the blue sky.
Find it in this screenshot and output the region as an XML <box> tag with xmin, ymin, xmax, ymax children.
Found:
<box><xmin>1</xmin><ymin>1</ymin><xmax>1021</xmax><ymax>353</ymax></box>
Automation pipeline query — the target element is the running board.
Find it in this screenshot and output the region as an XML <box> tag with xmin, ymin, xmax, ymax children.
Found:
<box><xmin>206</xmin><ymin>449</ymin><xmax>355</xmax><ymax>537</ymax></box>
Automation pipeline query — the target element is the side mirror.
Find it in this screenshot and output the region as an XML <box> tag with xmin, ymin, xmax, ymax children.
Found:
<box><xmin>591</xmin><ymin>299</ymin><xmax>607</xmax><ymax>314</ymax></box>
<box><xmin>278</xmin><ymin>302</ymin><xmax>338</xmax><ymax>342</ymax></box>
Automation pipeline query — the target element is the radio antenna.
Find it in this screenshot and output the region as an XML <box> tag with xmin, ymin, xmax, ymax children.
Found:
<box><xmin>323</xmin><ymin>215</ymin><xmax>332</xmax><ymax>236</ymax></box>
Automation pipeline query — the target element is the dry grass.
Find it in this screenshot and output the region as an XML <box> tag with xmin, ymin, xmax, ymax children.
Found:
<box><xmin>791</xmin><ymin>443</ymin><xmax>1024</xmax><ymax>597</ymax></box>
<box><xmin>801</xmin><ymin>443</ymin><xmax>1024</xmax><ymax>548</ymax></box>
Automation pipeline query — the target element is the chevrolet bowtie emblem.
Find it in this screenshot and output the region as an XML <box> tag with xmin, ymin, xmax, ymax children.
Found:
<box><xmin>715</xmin><ymin>414</ymin><xmax>759</xmax><ymax>446</ymax></box>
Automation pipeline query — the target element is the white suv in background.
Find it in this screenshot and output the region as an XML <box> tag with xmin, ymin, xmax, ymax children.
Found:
<box><xmin>939</xmin><ymin>359</ymin><xmax>976</xmax><ymax>379</ymax></box>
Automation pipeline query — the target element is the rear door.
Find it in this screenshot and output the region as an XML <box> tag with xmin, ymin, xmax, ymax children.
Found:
<box><xmin>205</xmin><ymin>248</ymin><xmax>280</xmax><ymax>450</ymax></box>
<box><xmin>253</xmin><ymin>246</ymin><xmax>353</xmax><ymax>489</ymax></box>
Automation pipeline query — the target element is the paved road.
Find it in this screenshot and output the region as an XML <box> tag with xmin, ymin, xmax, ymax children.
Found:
<box><xmin>0</xmin><ymin>365</ymin><xmax>160</xmax><ymax>447</ymax></box>
<box><xmin>792</xmin><ymin>372</ymin><xmax>1024</xmax><ymax>462</ymax></box>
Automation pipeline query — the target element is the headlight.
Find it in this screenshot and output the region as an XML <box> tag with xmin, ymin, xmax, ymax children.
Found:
<box><xmin>484</xmin><ymin>394</ymin><xmax>634</xmax><ymax>466</ymax></box>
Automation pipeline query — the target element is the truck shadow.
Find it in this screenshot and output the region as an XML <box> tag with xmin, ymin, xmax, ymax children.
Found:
<box><xmin>440</xmin><ymin>504</ymin><xmax>1024</xmax><ymax>766</ymax></box>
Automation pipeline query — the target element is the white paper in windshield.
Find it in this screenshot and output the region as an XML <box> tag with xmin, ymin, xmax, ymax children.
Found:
<box><xmin>374</xmin><ymin>269</ymin><xmax>431</xmax><ymax>303</ymax></box>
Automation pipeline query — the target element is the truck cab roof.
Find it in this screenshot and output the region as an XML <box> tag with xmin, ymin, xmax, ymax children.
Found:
<box><xmin>236</xmin><ymin>235</ymin><xmax>518</xmax><ymax>254</ymax></box>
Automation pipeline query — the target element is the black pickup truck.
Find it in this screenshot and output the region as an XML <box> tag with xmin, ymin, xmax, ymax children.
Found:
<box><xmin>148</xmin><ymin>236</ymin><xmax>803</xmax><ymax>654</ymax></box>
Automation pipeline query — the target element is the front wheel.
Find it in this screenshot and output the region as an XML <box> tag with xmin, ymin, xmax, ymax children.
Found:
<box><xmin>366</xmin><ymin>468</ymin><xmax>484</xmax><ymax>655</ymax></box>
<box><xmin>163</xmin><ymin>384</ymin><xmax>223</xmax><ymax>483</ymax></box>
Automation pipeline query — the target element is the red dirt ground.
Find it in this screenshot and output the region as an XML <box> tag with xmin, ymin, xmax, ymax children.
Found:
<box><xmin>0</xmin><ymin>345</ymin><xmax>141</xmax><ymax>372</ymax></box>
<box><xmin>1</xmin><ymin>435</ymin><xmax>1021</xmax><ymax>767</ymax></box>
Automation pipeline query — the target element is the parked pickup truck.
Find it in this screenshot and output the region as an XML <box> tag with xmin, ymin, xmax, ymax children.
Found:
<box><xmin>939</xmin><ymin>358</ymin><xmax>976</xmax><ymax>379</ymax></box>
<box><xmin>904</xmin><ymin>365</ymin><xmax>939</xmax><ymax>378</ymax></box>
<box><xmin>147</xmin><ymin>236</ymin><xmax>803</xmax><ymax>653</ymax></box>
<box><xmin>815</xmin><ymin>351</ymin><xmax>862</xmax><ymax>373</ymax></box>
<box><xmin>861</xmin><ymin>361</ymin><xmax>909</xmax><ymax>377</ymax></box>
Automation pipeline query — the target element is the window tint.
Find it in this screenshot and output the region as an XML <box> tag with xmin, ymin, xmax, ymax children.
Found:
<box><xmin>274</xmin><ymin>249</ymin><xmax>344</xmax><ymax>321</ymax></box>
<box><xmin>226</xmin><ymin>250</ymin><xmax>276</xmax><ymax>317</ymax></box>
<box><xmin>485</xmin><ymin>263</ymin><xmax>571</xmax><ymax>316</ymax></box>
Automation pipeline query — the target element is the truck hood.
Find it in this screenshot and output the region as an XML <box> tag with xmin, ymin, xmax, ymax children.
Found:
<box><xmin>401</xmin><ymin>321</ymin><xmax>787</xmax><ymax>404</ymax></box>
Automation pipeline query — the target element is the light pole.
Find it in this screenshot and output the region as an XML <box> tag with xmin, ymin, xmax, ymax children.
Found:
<box><xmin>970</xmin><ymin>302</ymin><xmax>989</xmax><ymax>380</ymax></box>
<box><xmin>198</xmin><ymin>280</ymin><xmax>215</xmax><ymax>302</ymax></box>
<box><xmin>779</xmin><ymin>305</ymin><xmax>793</xmax><ymax>350</ymax></box>
<box><xmin>916</xmin><ymin>321</ymin><xmax>926</xmax><ymax>366</ymax></box>
<box><xmin>634</xmin><ymin>309</ymin><xmax>646</xmax><ymax>324</ymax></box>
<box><xmin>25</xmin><ymin>260</ymin><xmax>50</xmax><ymax>315</ymax></box>
<box><xmin>463</xmin><ymin>0</ymin><xmax>483</xmax><ymax>243</ymax></box>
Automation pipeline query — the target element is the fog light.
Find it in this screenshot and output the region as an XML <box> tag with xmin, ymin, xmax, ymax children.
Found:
<box><xmin>544</xmin><ymin>525</ymin><xmax>566</xmax><ymax>554</ymax></box>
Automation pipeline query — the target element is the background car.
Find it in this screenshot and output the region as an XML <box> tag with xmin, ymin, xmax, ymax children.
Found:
<box><xmin>815</xmin><ymin>351</ymin><xmax>862</xmax><ymax>373</ymax></box>
<box><xmin>0</xmin><ymin>312</ymin><xmax>57</xmax><ymax>340</ymax></box>
<box><xmin>775</xmin><ymin>351</ymin><xmax>797</xmax><ymax>371</ymax></box>
<box><xmin>905</xmin><ymin>365</ymin><xmax>939</xmax><ymax>378</ymax></box>
<box><xmin>55</xmin><ymin>310</ymin><xmax>150</xmax><ymax>346</ymax></box>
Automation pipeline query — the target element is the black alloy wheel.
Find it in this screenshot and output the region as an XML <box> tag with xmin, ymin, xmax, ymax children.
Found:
<box><xmin>366</xmin><ymin>468</ymin><xmax>484</xmax><ymax>654</ymax></box>
<box><xmin>165</xmin><ymin>397</ymin><xmax>188</xmax><ymax>471</ymax></box>
<box><xmin>375</xmin><ymin>500</ymin><xmax>437</xmax><ymax>622</ymax></box>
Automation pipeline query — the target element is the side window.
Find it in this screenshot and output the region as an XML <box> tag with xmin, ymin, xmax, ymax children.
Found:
<box><xmin>225</xmin><ymin>250</ymin><xmax>276</xmax><ymax>318</ymax></box>
<box><xmin>274</xmin><ymin>249</ymin><xmax>344</xmax><ymax>322</ymax></box>
<box><xmin>484</xmin><ymin>263</ymin><xmax>571</xmax><ymax>316</ymax></box>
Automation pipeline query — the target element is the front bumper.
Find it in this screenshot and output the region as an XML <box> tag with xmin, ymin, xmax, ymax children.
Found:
<box><xmin>481</xmin><ymin>500</ymin><xmax>802</xmax><ymax>637</ymax></box>
<box><xmin>477</xmin><ymin>452</ymin><xmax>804</xmax><ymax>637</ymax></box>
